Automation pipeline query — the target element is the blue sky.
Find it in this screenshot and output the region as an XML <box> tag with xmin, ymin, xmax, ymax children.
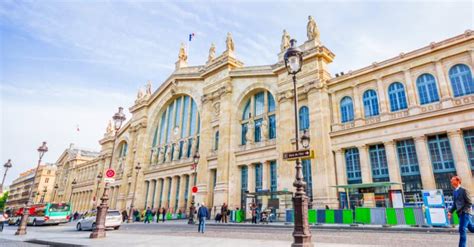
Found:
<box><xmin>0</xmin><ymin>0</ymin><xmax>472</xmax><ymax>186</ymax></box>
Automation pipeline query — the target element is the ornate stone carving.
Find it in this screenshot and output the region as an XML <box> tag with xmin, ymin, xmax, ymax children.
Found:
<box><xmin>182</xmin><ymin>140</ymin><xmax>188</xmax><ymax>158</ymax></box>
<box><xmin>145</xmin><ymin>80</ymin><xmax>152</xmax><ymax>96</ymax></box>
<box><xmin>306</xmin><ymin>15</ymin><xmax>320</xmax><ymax>41</ymax></box>
<box><xmin>208</xmin><ymin>43</ymin><xmax>216</xmax><ymax>63</ymax></box>
<box><xmin>281</xmin><ymin>29</ymin><xmax>291</xmax><ymax>52</ymax></box>
<box><xmin>191</xmin><ymin>137</ymin><xmax>198</xmax><ymax>157</ymax></box>
<box><xmin>178</xmin><ymin>42</ymin><xmax>188</xmax><ymax>62</ymax></box>
<box><xmin>213</xmin><ymin>102</ymin><xmax>220</xmax><ymax>117</ymax></box>
<box><xmin>106</xmin><ymin>120</ymin><xmax>114</xmax><ymax>137</ymax></box>
<box><xmin>246</xmin><ymin>118</ymin><xmax>254</xmax><ymax>144</ymax></box>
<box><xmin>261</xmin><ymin>115</ymin><xmax>269</xmax><ymax>141</ymax></box>
<box><xmin>165</xmin><ymin>145</ymin><xmax>171</xmax><ymax>163</ymax></box>
<box><xmin>173</xmin><ymin>142</ymin><xmax>180</xmax><ymax>161</ymax></box>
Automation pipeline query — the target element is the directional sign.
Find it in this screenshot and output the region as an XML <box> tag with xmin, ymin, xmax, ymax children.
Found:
<box><xmin>283</xmin><ymin>149</ymin><xmax>314</xmax><ymax>161</ymax></box>
<box><xmin>105</xmin><ymin>169</ymin><xmax>115</xmax><ymax>178</ymax></box>
<box><xmin>104</xmin><ymin>177</ymin><xmax>115</xmax><ymax>183</ymax></box>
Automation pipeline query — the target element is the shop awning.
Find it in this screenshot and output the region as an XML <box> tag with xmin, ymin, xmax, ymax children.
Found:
<box><xmin>331</xmin><ymin>182</ymin><xmax>402</xmax><ymax>189</ymax></box>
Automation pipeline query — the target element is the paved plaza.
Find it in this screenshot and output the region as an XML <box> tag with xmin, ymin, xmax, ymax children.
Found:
<box><xmin>0</xmin><ymin>221</ymin><xmax>470</xmax><ymax>247</ymax></box>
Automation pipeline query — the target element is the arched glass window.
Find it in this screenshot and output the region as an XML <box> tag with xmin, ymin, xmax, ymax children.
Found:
<box><xmin>340</xmin><ymin>97</ymin><xmax>354</xmax><ymax>123</ymax></box>
<box><xmin>241</xmin><ymin>90</ymin><xmax>276</xmax><ymax>144</ymax></box>
<box><xmin>119</xmin><ymin>142</ymin><xmax>128</xmax><ymax>158</ymax></box>
<box><xmin>388</xmin><ymin>82</ymin><xmax>408</xmax><ymax>111</ymax></box>
<box><xmin>416</xmin><ymin>73</ymin><xmax>439</xmax><ymax>104</ymax></box>
<box><xmin>152</xmin><ymin>95</ymin><xmax>200</xmax><ymax>163</ymax></box>
<box><xmin>363</xmin><ymin>90</ymin><xmax>379</xmax><ymax>117</ymax></box>
<box><xmin>449</xmin><ymin>64</ymin><xmax>474</xmax><ymax>97</ymax></box>
<box><xmin>299</xmin><ymin>106</ymin><xmax>310</xmax><ymax>130</ymax></box>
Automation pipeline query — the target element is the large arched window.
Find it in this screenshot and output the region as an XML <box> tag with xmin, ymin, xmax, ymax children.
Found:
<box><xmin>152</xmin><ymin>95</ymin><xmax>200</xmax><ymax>164</ymax></box>
<box><xmin>416</xmin><ymin>73</ymin><xmax>439</xmax><ymax>104</ymax></box>
<box><xmin>340</xmin><ymin>97</ymin><xmax>354</xmax><ymax>123</ymax></box>
<box><xmin>299</xmin><ymin>106</ymin><xmax>309</xmax><ymax>130</ymax></box>
<box><xmin>118</xmin><ymin>142</ymin><xmax>128</xmax><ymax>158</ymax></box>
<box><xmin>340</xmin><ymin>96</ymin><xmax>354</xmax><ymax>123</ymax></box>
<box><xmin>449</xmin><ymin>64</ymin><xmax>474</xmax><ymax>97</ymax></box>
<box><xmin>388</xmin><ymin>82</ymin><xmax>408</xmax><ymax>112</ymax></box>
<box><xmin>363</xmin><ymin>90</ymin><xmax>379</xmax><ymax>117</ymax></box>
<box><xmin>241</xmin><ymin>90</ymin><xmax>276</xmax><ymax>145</ymax></box>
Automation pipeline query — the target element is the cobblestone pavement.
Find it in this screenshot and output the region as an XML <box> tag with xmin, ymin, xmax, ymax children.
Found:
<box><xmin>0</xmin><ymin>221</ymin><xmax>472</xmax><ymax>247</ymax></box>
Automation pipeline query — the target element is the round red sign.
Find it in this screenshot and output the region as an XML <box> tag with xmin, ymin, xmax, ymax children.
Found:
<box><xmin>191</xmin><ymin>186</ymin><xmax>198</xmax><ymax>193</ymax></box>
<box><xmin>105</xmin><ymin>169</ymin><xmax>115</xmax><ymax>178</ymax></box>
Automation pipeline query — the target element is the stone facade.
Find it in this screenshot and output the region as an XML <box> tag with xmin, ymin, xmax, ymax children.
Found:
<box><xmin>52</xmin><ymin>22</ymin><xmax>474</xmax><ymax>215</ymax></box>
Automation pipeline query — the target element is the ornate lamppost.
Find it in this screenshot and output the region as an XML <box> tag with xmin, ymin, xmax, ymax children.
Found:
<box><xmin>15</xmin><ymin>141</ymin><xmax>48</xmax><ymax>235</ymax></box>
<box><xmin>127</xmin><ymin>162</ymin><xmax>141</xmax><ymax>223</ymax></box>
<box><xmin>1</xmin><ymin>159</ymin><xmax>13</xmax><ymax>194</ymax></box>
<box><xmin>90</xmin><ymin>107</ymin><xmax>126</xmax><ymax>239</ymax></box>
<box><xmin>187</xmin><ymin>152</ymin><xmax>200</xmax><ymax>224</ymax></box>
<box><xmin>52</xmin><ymin>183</ymin><xmax>59</xmax><ymax>202</ymax></box>
<box><xmin>68</xmin><ymin>178</ymin><xmax>77</xmax><ymax>204</ymax></box>
<box><xmin>284</xmin><ymin>39</ymin><xmax>313</xmax><ymax>247</ymax></box>
<box><xmin>93</xmin><ymin>172</ymin><xmax>103</xmax><ymax>209</ymax></box>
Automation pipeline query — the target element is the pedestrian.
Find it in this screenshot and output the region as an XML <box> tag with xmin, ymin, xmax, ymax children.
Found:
<box><xmin>73</xmin><ymin>211</ymin><xmax>79</xmax><ymax>221</ymax></box>
<box><xmin>144</xmin><ymin>207</ymin><xmax>152</xmax><ymax>224</ymax></box>
<box><xmin>121</xmin><ymin>209</ymin><xmax>128</xmax><ymax>222</ymax></box>
<box><xmin>447</xmin><ymin>176</ymin><xmax>474</xmax><ymax>247</ymax></box>
<box><xmin>157</xmin><ymin>208</ymin><xmax>162</xmax><ymax>223</ymax></box>
<box><xmin>221</xmin><ymin>203</ymin><xmax>229</xmax><ymax>223</ymax></box>
<box><xmin>197</xmin><ymin>202</ymin><xmax>209</xmax><ymax>233</ymax></box>
<box><xmin>162</xmin><ymin>207</ymin><xmax>166</xmax><ymax>222</ymax></box>
<box><xmin>251</xmin><ymin>203</ymin><xmax>257</xmax><ymax>224</ymax></box>
<box><xmin>133</xmin><ymin>209</ymin><xmax>140</xmax><ymax>222</ymax></box>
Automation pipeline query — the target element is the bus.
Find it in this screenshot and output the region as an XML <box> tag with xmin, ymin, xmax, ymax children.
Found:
<box><xmin>9</xmin><ymin>203</ymin><xmax>72</xmax><ymax>226</ymax></box>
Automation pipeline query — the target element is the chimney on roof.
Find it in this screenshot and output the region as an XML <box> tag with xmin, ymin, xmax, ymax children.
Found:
<box><xmin>335</xmin><ymin>73</ymin><xmax>339</xmax><ymax>77</ymax></box>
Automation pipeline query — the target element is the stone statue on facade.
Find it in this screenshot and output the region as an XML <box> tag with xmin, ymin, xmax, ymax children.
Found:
<box><xmin>165</xmin><ymin>145</ymin><xmax>171</xmax><ymax>163</ymax></box>
<box><xmin>178</xmin><ymin>42</ymin><xmax>188</xmax><ymax>62</ymax></box>
<box><xmin>136</xmin><ymin>88</ymin><xmax>144</xmax><ymax>100</ymax></box>
<box><xmin>281</xmin><ymin>29</ymin><xmax>291</xmax><ymax>52</ymax></box>
<box><xmin>261</xmin><ymin>115</ymin><xmax>269</xmax><ymax>141</ymax></box>
<box><xmin>173</xmin><ymin>142</ymin><xmax>180</xmax><ymax>161</ymax></box>
<box><xmin>182</xmin><ymin>140</ymin><xmax>188</xmax><ymax>158</ymax></box>
<box><xmin>191</xmin><ymin>137</ymin><xmax>198</xmax><ymax>157</ymax></box>
<box><xmin>158</xmin><ymin>148</ymin><xmax>165</xmax><ymax>164</ymax></box>
<box><xmin>145</xmin><ymin>80</ymin><xmax>152</xmax><ymax>96</ymax></box>
<box><xmin>246</xmin><ymin>118</ymin><xmax>254</xmax><ymax>144</ymax></box>
<box><xmin>151</xmin><ymin>148</ymin><xmax>158</xmax><ymax>165</ymax></box>
<box><xmin>306</xmin><ymin>15</ymin><xmax>320</xmax><ymax>41</ymax></box>
<box><xmin>225</xmin><ymin>32</ymin><xmax>235</xmax><ymax>53</ymax></box>
<box><xmin>208</xmin><ymin>43</ymin><xmax>216</xmax><ymax>62</ymax></box>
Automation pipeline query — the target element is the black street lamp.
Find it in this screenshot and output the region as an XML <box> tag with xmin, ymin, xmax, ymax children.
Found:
<box><xmin>16</xmin><ymin>141</ymin><xmax>48</xmax><ymax>235</ymax></box>
<box><xmin>93</xmin><ymin>172</ymin><xmax>103</xmax><ymax>210</ymax></box>
<box><xmin>187</xmin><ymin>152</ymin><xmax>200</xmax><ymax>224</ymax></box>
<box><xmin>127</xmin><ymin>163</ymin><xmax>141</xmax><ymax>223</ymax></box>
<box><xmin>284</xmin><ymin>39</ymin><xmax>313</xmax><ymax>247</ymax></box>
<box><xmin>1</xmin><ymin>159</ymin><xmax>13</xmax><ymax>194</ymax></box>
<box><xmin>90</xmin><ymin>107</ymin><xmax>126</xmax><ymax>239</ymax></box>
<box><xmin>53</xmin><ymin>183</ymin><xmax>59</xmax><ymax>202</ymax></box>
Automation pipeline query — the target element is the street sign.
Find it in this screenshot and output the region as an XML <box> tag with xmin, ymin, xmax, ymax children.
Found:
<box><xmin>104</xmin><ymin>177</ymin><xmax>115</xmax><ymax>183</ymax></box>
<box><xmin>192</xmin><ymin>186</ymin><xmax>198</xmax><ymax>193</ymax></box>
<box><xmin>283</xmin><ymin>149</ymin><xmax>313</xmax><ymax>160</ymax></box>
<box><xmin>105</xmin><ymin>169</ymin><xmax>115</xmax><ymax>178</ymax></box>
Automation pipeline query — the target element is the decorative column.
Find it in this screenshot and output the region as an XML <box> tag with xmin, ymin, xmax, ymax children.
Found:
<box><xmin>248</xmin><ymin>164</ymin><xmax>256</xmax><ymax>193</ymax></box>
<box><xmin>178</xmin><ymin>175</ymin><xmax>187</xmax><ymax>211</ymax></box>
<box><xmin>434</xmin><ymin>60</ymin><xmax>451</xmax><ymax>101</ymax></box>
<box><xmin>169</xmin><ymin>177</ymin><xmax>177</xmax><ymax>213</ymax></box>
<box><xmin>376</xmin><ymin>77</ymin><xmax>388</xmax><ymax>114</ymax></box>
<box><xmin>358</xmin><ymin>145</ymin><xmax>372</xmax><ymax>184</ymax></box>
<box><xmin>414</xmin><ymin>136</ymin><xmax>436</xmax><ymax>189</ymax></box>
<box><xmin>384</xmin><ymin>141</ymin><xmax>402</xmax><ymax>190</ymax></box>
<box><xmin>403</xmin><ymin>69</ymin><xmax>417</xmax><ymax>108</ymax></box>
<box><xmin>262</xmin><ymin>161</ymin><xmax>269</xmax><ymax>190</ymax></box>
<box><xmin>447</xmin><ymin>130</ymin><xmax>473</xmax><ymax>190</ymax></box>
<box><xmin>162</xmin><ymin>177</ymin><xmax>170</xmax><ymax>209</ymax></box>
<box><xmin>352</xmin><ymin>85</ymin><xmax>362</xmax><ymax>120</ymax></box>
<box><xmin>334</xmin><ymin>149</ymin><xmax>346</xmax><ymax>191</ymax></box>
<box><xmin>330</xmin><ymin>93</ymin><xmax>339</xmax><ymax>124</ymax></box>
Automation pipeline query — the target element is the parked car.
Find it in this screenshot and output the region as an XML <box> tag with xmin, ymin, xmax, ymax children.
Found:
<box><xmin>76</xmin><ymin>210</ymin><xmax>121</xmax><ymax>231</ymax></box>
<box><xmin>0</xmin><ymin>211</ymin><xmax>8</xmax><ymax>232</ymax></box>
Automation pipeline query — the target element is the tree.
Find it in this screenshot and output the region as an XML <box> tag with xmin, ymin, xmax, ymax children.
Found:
<box><xmin>0</xmin><ymin>191</ymin><xmax>9</xmax><ymax>211</ymax></box>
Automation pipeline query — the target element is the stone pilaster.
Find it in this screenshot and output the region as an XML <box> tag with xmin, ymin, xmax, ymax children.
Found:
<box><xmin>434</xmin><ymin>60</ymin><xmax>451</xmax><ymax>101</ymax></box>
<box><xmin>414</xmin><ymin>136</ymin><xmax>436</xmax><ymax>189</ymax></box>
<box><xmin>334</xmin><ymin>149</ymin><xmax>346</xmax><ymax>191</ymax></box>
<box><xmin>403</xmin><ymin>69</ymin><xmax>417</xmax><ymax>108</ymax></box>
<box><xmin>447</xmin><ymin>130</ymin><xmax>473</xmax><ymax>190</ymax></box>
<box><xmin>276</xmin><ymin>97</ymin><xmax>296</xmax><ymax>193</ymax></box>
<box><xmin>376</xmin><ymin>77</ymin><xmax>388</xmax><ymax>114</ymax></box>
<box><xmin>330</xmin><ymin>93</ymin><xmax>339</xmax><ymax>124</ymax></box>
<box><xmin>262</xmin><ymin>161</ymin><xmax>270</xmax><ymax>190</ymax></box>
<box><xmin>358</xmin><ymin>145</ymin><xmax>372</xmax><ymax>184</ymax></box>
<box><xmin>384</xmin><ymin>141</ymin><xmax>402</xmax><ymax>190</ymax></box>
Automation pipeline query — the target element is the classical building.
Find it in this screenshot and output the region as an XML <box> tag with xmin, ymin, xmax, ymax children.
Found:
<box><xmin>6</xmin><ymin>164</ymin><xmax>57</xmax><ymax>209</ymax></box>
<box><xmin>53</xmin><ymin>18</ymin><xmax>474</xmax><ymax>215</ymax></box>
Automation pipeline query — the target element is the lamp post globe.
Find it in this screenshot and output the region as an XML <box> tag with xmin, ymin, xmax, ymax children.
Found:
<box><xmin>300</xmin><ymin>130</ymin><xmax>311</xmax><ymax>149</ymax></box>
<box><xmin>284</xmin><ymin>40</ymin><xmax>313</xmax><ymax>247</ymax></box>
<box><xmin>91</xmin><ymin>107</ymin><xmax>126</xmax><ymax>239</ymax></box>
<box><xmin>16</xmin><ymin>141</ymin><xmax>48</xmax><ymax>236</ymax></box>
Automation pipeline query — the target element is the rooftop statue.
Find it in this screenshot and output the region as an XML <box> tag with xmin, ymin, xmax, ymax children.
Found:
<box><xmin>226</xmin><ymin>32</ymin><xmax>235</xmax><ymax>53</ymax></box>
<box><xmin>281</xmin><ymin>29</ymin><xmax>291</xmax><ymax>52</ymax></box>
<box><xmin>307</xmin><ymin>15</ymin><xmax>320</xmax><ymax>41</ymax></box>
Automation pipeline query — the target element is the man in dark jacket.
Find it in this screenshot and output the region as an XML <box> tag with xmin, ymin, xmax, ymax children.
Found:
<box><xmin>197</xmin><ymin>203</ymin><xmax>209</xmax><ymax>233</ymax></box>
<box><xmin>144</xmin><ymin>207</ymin><xmax>152</xmax><ymax>224</ymax></box>
<box><xmin>448</xmin><ymin>176</ymin><xmax>474</xmax><ymax>247</ymax></box>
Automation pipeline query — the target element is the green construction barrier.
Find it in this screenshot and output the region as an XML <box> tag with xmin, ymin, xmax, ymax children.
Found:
<box><xmin>325</xmin><ymin>210</ymin><xmax>335</xmax><ymax>224</ymax></box>
<box><xmin>403</xmin><ymin>208</ymin><xmax>416</xmax><ymax>225</ymax></box>
<box><xmin>453</xmin><ymin>212</ymin><xmax>460</xmax><ymax>225</ymax></box>
<box><xmin>308</xmin><ymin>209</ymin><xmax>316</xmax><ymax>224</ymax></box>
<box><xmin>386</xmin><ymin>208</ymin><xmax>397</xmax><ymax>225</ymax></box>
<box><xmin>236</xmin><ymin>210</ymin><xmax>244</xmax><ymax>223</ymax></box>
<box><xmin>342</xmin><ymin>210</ymin><xmax>353</xmax><ymax>224</ymax></box>
<box><xmin>166</xmin><ymin>212</ymin><xmax>172</xmax><ymax>220</ymax></box>
<box><xmin>355</xmin><ymin>208</ymin><xmax>371</xmax><ymax>224</ymax></box>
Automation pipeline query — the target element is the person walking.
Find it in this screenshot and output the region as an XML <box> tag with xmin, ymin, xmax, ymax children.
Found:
<box><xmin>144</xmin><ymin>207</ymin><xmax>152</xmax><ymax>224</ymax></box>
<box><xmin>197</xmin><ymin>203</ymin><xmax>209</xmax><ymax>233</ymax></box>
<box><xmin>161</xmin><ymin>207</ymin><xmax>166</xmax><ymax>222</ymax></box>
<box><xmin>251</xmin><ymin>203</ymin><xmax>257</xmax><ymax>224</ymax></box>
<box><xmin>221</xmin><ymin>203</ymin><xmax>229</xmax><ymax>223</ymax></box>
<box><xmin>121</xmin><ymin>209</ymin><xmax>128</xmax><ymax>223</ymax></box>
<box><xmin>448</xmin><ymin>176</ymin><xmax>474</xmax><ymax>247</ymax></box>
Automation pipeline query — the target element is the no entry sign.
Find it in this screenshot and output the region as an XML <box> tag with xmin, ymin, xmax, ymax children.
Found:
<box><xmin>105</xmin><ymin>169</ymin><xmax>115</xmax><ymax>178</ymax></box>
<box><xmin>192</xmin><ymin>186</ymin><xmax>198</xmax><ymax>193</ymax></box>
